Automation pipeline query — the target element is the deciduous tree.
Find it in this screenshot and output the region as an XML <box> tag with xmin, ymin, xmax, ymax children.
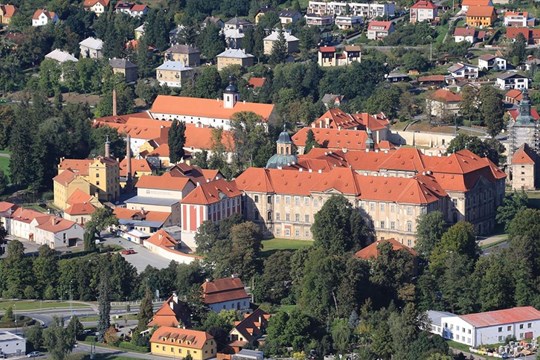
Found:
<box><xmin>415</xmin><ymin>211</ymin><xmax>447</xmax><ymax>258</ymax></box>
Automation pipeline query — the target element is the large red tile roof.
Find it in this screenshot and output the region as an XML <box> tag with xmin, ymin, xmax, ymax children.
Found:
<box><xmin>11</xmin><ymin>208</ymin><xmax>47</xmax><ymax>224</ymax></box>
<box><xmin>136</xmin><ymin>173</ymin><xmax>194</xmax><ymax>191</ymax></box>
<box><xmin>506</xmin><ymin>27</ymin><xmax>531</xmax><ymax>41</ymax></box>
<box><xmin>466</xmin><ymin>5</ymin><xmax>494</xmax><ymax>17</ymax></box>
<box><xmin>0</xmin><ymin>202</ymin><xmax>17</xmax><ymax>213</ymax></box>
<box><xmin>114</xmin><ymin>208</ymin><xmax>171</xmax><ymax>223</ymax></box>
<box><xmin>67</xmin><ymin>189</ymin><xmax>93</xmax><ymax>206</ymax></box>
<box><xmin>202</xmin><ymin>277</ymin><xmax>250</xmax><ymax>305</ymax></box>
<box><xmin>64</xmin><ymin>202</ymin><xmax>96</xmax><ymax>216</ymax></box>
<box><xmin>505</xmin><ymin>89</ymin><xmax>523</xmax><ymax>101</ymax></box>
<box><xmin>150</xmin><ymin>327</ymin><xmax>212</xmax><ymax>349</ymax></box>
<box><xmin>247</xmin><ymin>77</ymin><xmax>266</xmax><ymax>88</ymax></box>
<box><xmin>58</xmin><ymin>159</ymin><xmax>93</xmax><ymax>176</ymax></box>
<box><xmin>150</xmin><ymin>96</ymin><xmax>274</xmax><ymax>122</ymax></box>
<box><xmin>368</xmin><ymin>20</ymin><xmax>393</xmax><ymax>31</ymax></box>
<box><xmin>119</xmin><ymin>157</ymin><xmax>152</xmax><ymax>177</ymax></box>
<box><xmin>459</xmin><ymin>306</ymin><xmax>540</xmax><ymax>328</ymax></box>
<box><xmin>462</xmin><ymin>0</ymin><xmax>492</xmax><ymax>6</ymax></box>
<box><xmin>292</xmin><ymin>128</ymin><xmax>372</xmax><ymax>151</ymax></box>
<box><xmin>146</xmin><ymin>229</ymin><xmax>178</xmax><ymax>248</ymax></box>
<box><xmin>36</xmin><ymin>216</ymin><xmax>79</xmax><ymax>233</ymax></box>
<box><xmin>53</xmin><ymin>169</ymin><xmax>78</xmax><ymax>186</ymax></box>
<box><xmin>182</xmin><ymin>179</ymin><xmax>241</xmax><ymax>205</ymax></box>
<box><xmin>355</xmin><ymin>238</ymin><xmax>417</xmax><ymax>259</ymax></box>
<box><xmin>431</xmin><ymin>89</ymin><xmax>463</xmax><ymax>103</ymax></box>
<box><xmin>411</xmin><ymin>0</ymin><xmax>437</xmax><ymax>9</ymax></box>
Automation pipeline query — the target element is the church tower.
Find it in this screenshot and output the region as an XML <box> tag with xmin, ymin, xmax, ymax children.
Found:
<box><xmin>265</xmin><ymin>125</ymin><xmax>298</xmax><ymax>168</ymax></box>
<box><xmin>223</xmin><ymin>76</ymin><xmax>239</xmax><ymax>109</ymax></box>
<box><xmin>510</xmin><ymin>88</ymin><xmax>539</xmax><ymax>158</ymax></box>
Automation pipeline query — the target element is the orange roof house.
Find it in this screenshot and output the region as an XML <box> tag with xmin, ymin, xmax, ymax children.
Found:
<box><xmin>148</xmin><ymin>293</ymin><xmax>191</xmax><ymax>328</ymax></box>
<box><xmin>202</xmin><ymin>277</ymin><xmax>251</xmax><ymax>312</ymax></box>
<box><xmin>462</xmin><ymin>0</ymin><xmax>492</xmax><ymax>8</ymax></box>
<box><xmin>466</xmin><ymin>6</ymin><xmax>496</xmax><ymax>27</ymax></box>
<box><xmin>150</xmin><ymin>327</ymin><xmax>216</xmax><ymax>359</ymax></box>
<box><xmin>182</xmin><ymin>179</ymin><xmax>242</xmax><ymax>206</ymax></box>
<box><xmin>311</xmin><ymin>108</ymin><xmax>390</xmax><ymax>130</ymax></box>
<box><xmin>229</xmin><ymin>308</ymin><xmax>271</xmax><ymax>347</ymax></box>
<box><xmin>355</xmin><ymin>238</ymin><xmax>417</xmax><ymax>259</ymax></box>
<box><xmin>0</xmin><ymin>4</ymin><xmax>17</xmax><ymax>24</ymax></box>
<box><xmin>136</xmin><ymin>173</ymin><xmax>194</xmax><ymax>192</ymax></box>
<box><xmin>431</xmin><ymin>88</ymin><xmax>463</xmax><ymax>103</ymax></box>
<box><xmin>247</xmin><ymin>77</ymin><xmax>266</xmax><ymax>88</ymax></box>
<box><xmin>505</xmin><ymin>89</ymin><xmax>523</xmax><ymax>104</ymax></box>
<box><xmin>83</xmin><ymin>0</ymin><xmax>110</xmax><ymax>7</ymax></box>
<box><xmin>292</xmin><ymin>127</ymin><xmax>395</xmax><ymax>153</ymax></box>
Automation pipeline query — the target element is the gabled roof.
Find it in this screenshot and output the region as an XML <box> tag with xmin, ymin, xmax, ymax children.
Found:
<box><xmin>156</xmin><ymin>61</ymin><xmax>193</xmax><ymax>72</ymax></box>
<box><xmin>506</xmin><ymin>27</ymin><xmax>531</xmax><ymax>41</ymax></box>
<box><xmin>79</xmin><ymin>37</ymin><xmax>103</xmax><ymax>50</ymax></box>
<box><xmin>165</xmin><ymin>44</ymin><xmax>200</xmax><ymax>55</ymax></box>
<box><xmin>67</xmin><ymin>189</ymin><xmax>93</xmax><ymax>206</ymax></box>
<box><xmin>0</xmin><ymin>201</ymin><xmax>17</xmax><ymax>214</ymax></box>
<box><xmin>279</xmin><ymin>9</ymin><xmax>301</xmax><ymax>17</ymax></box>
<box><xmin>506</xmin><ymin>89</ymin><xmax>523</xmax><ymax>101</ymax></box>
<box><xmin>264</xmin><ymin>31</ymin><xmax>299</xmax><ymax>42</ymax></box>
<box><xmin>411</xmin><ymin>0</ymin><xmax>437</xmax><ymax>9</ymax></box>
<box><xmin>114</xmin><ymin>207</ymin><xmax>171</xmax><ymax>223</ymax></box>
<box><xmin>202</xmin><ymin>277</ymin><xmax>250</xmax><ymax>305</ymax></box>
<box><xmin>109</xmin><ymin>58</ymin><xmax>136</xmax><ymax>69</ymax></box>
<box><xmin>64</xmin><ymin>202</ymin><xmax>96</xmax><ymax>216</ymax></box>
<box><xmin>182</xmin><ymin>179</ymin><xmax>241</xmax><ymax>205</ymax></box>
<box><xmin>504</xmin><ymin>11</ymin><xmax>527</xmax><ymax>18</ymax></box>
<box><xmin>136</xmin><ymin>173</ymin><xmax>194</xmax><ymax>192</ymax></box>
<box><xmin>148</xmin><ymin>295</ymin><xmax>191</xmax><ymax>328</ymax></box>
<box><xmin>150</xmin><ymin>327</ymin><xmax>212</xmax><ymax>349</ymax></box>
<box><xmin>131</xmin><ymin>4</ymin><xmax>147</xmax><ymax>12</ymax></box>
<box><xmin>293</xmin><ymin>127</ymin><xmax>376</xmax><ymax>151</ymax></box>
<box><xmin>431</xmin><ymin>88</ymin><xmax>463</xmax><ymax>103</ymax></box>
<box><xmin>83</xmin><ymin>0</ymin><xmax>110</xmax><ymax>7</ymax></box>
<box><xmin>459</xmin><ymin>306</ymin><xmax>540</xmax><ymax>328</ymax></box>
<box><xmin>418</xmin><ymin>74</ymin><xmax>446</xmax><ymax>82</ymax></box>
<box><xmin>355</xmin><ymin>238</ymin><xmax>417</xmax><ymax>259</ymax></box>
<box><xmin>119</xmin><ymin>157</ymin><xmax>152</xmax><ymax>177</ymax></box>
<box><xmin>497</xmin><ymin>72</ymin><xmax>528</xmax><ymax>80</ymax></box>
<box><xmin>32</xmin><ymin>9</ymin><xmax>56</xmax><ymax>20</ymax></box>
<box><xmin>150</xmin><ymin>95</ymin><xmax>273</xmax><ymax>122</ymax></box>
<box><xmin>216</xmin><ymin>48</ymin><xmax>255</xmax><ymax>59</ymax></box>
<box><xmin>11</xmin><ymin>208</ymin><xmax>47</xmax><ymax>224</ymax></box>
<box><xmin>45</xmin><ymin>49</ymin><xmax>78</xmax><ymax>63</ymax></box>
<box><xmin>368</xmin><ymin>20</ymin><xmax>393</xmax><ymax>31</ymax></box>
<box><xmin>0</xmin><ymin>4</ymin><xmax>16</xmax><ymax>18</ymax></box>
<box><xmin>231</xmin><ymin>308</ymin><xmax>271</xmax><ymax>344</ymax></box>
<box><xmin>146</xmin><ymin>229</ymin><xmax>178</xmax><ymax>248</ymax></box>
<box><xmin>466</xmin><ymin>5</ymin><xmax>494</xmax><ymax>17</ymax></box>
<box><xmin>454</xmin><ymin>27</ymin><xmax>476</xmax><ymax>37</ymax></box>
<box><xmin>448</xmin><ymin>62</ymin><xmax>477</xmax><ymax>73</ymax></box>
<box><xmin>462</xmin><ymin>0</ymin><xmax>492</xmax><ymax>6</ymax></box>
<box><xmin>36</xmin><ymin>217</ymin><xmax>78</xmax><ymax>233</ymax></box>
<box><xmin>53</xmin><ymin>169</ymin><xmax>78</xmax><ymax>186</ymax></box>
<box><xmin>248</xmin><ymin>77</ymin><xmax>266</xmax><ymax>88</ymax></box>
<box><xmin>512</xmin><ymin>143</ymin><xmax>537</xmax><ymax>165</ymax></box>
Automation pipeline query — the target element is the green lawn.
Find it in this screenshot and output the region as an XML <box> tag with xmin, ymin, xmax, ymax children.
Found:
<box><xmin>0</xmin><ymin>300</ymin><xmax>91</xmax><ymax>311</ymax></box>
<box><xmin>0</xmin><ymin>156</ymin><xmax>9</xmax><ymax>178</ymax></box>
<box><xmin>262</xmin><ymin>238</ymin><xmax>313</xmax><ymax>252</ymax></box>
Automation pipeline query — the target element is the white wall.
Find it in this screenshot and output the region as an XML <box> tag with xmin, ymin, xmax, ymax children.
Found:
<box><xmin>0</xmin><ymin>332</ymin><xmax>26</xmax><ymax>356</ymax></box>
<box><xmin>34</xmin><ymin>224</ymin><xmax>84</xmax><ymax>249</ymax></box>
<box><xmin>208</xmin><ymin>298</ymin><xmax>251</xmax><ymax>313</ymax></box>
<box><xmin>143</xmin><ymin>241</ymin><xmax>199</xmax><ymax>264</ymax></box>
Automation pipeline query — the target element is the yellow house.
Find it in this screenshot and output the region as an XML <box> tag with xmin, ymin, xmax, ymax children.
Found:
<box><xmin>466</xmin><ymin>6</ymin><xmax>496</xmax><ymax>27</ymax></box>
<box><xmin>0</xmin><ymin>5</ymin><xmax>17</xmax><ymax>25</ymax></box>
<box><xmin>53</xmin><ymin>170</ymin><xmax>92</xmax><ymax>210</ymax></box>
<box><xmin>150</xmin><ymin>327</ymin><xmax>216</xmax><ymax>360</ymax></box>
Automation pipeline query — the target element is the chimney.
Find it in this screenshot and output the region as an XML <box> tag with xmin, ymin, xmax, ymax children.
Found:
<box><xmin>105</xmin><ymin>136</ymin><xmax>110</xmax><ymax>158</ymax></box>
<box><xmin>112</xmin><ymin>88</ymin><xmax>117</xmax><ymax>117</ymax></box>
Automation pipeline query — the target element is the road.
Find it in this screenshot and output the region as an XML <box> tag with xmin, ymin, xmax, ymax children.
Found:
<box><xmin>73</xmin><ymin>343</ymin><xmax>173</xmax><ymax>360</ymax></box>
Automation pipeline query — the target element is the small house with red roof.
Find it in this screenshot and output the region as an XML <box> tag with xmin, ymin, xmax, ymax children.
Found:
<box><xmin>355</xmin><ymin>238</ymin><xmax>417</xmax><ymax>260</ymax></box>
<box><xmin>311</xmin><ymin>108</ymin><xmax>390</xmax><ymax>142</ymax></box>
<box><xmin>453</xmin><ymin>27</ymin><xmax>477</xmax><ymax>43</ymax></box>
<box><xmin>83</xmin><ymin>0</ymin><xmax>109</xmax><ymax>16</ymax></box>
<box><xmin>150</xmin><ymin>327</ymin><xmax>216</xmax><ymax>359</ymax></box>
<box><xmin>180</xmin><ymin>179</ymin><xmax>242</xmax><ymax>248</ymax></box>
<box><xmin>0</xmin><ymin>4</ymin><xmax>17</xmax><ymax>25</ymax></box>
<box><xmin>148</xmin><ymin>293</ymin><xmax>191</xmax><ymax>328</ymax></box>
<box><xmin>317</xmin><ymin>46</ymin><xmax>361</xmax><ymax>67</ymax></box>
<box><xmin>229</xmin><ymin>308</ymin><xmax>270</xmax><ymax>348</ymax></box>
<box><xmin>429</xmin><ymin>306</ymin><xmax>540</xmax><ymax>347</ymax></box>
<box><xmin>63</xmin><ymin>189</ymin><xmax>100</xmax><ymax>225</ymax></box>
<box><xmin>144</xmin><ymin>229</ymin><xmax>201</xmax><ymax>263</ymax></box>
<box><xmin>115</xmin><ymin>1</ymin><xmax>148</xmax><ymax>17</ymax></box>
<box><xmin>410</xmin><ymin>0</ymin><xmax>438</xmax><ymax>23</ymax></box>
<box><xmin>202</xmin><ymin>277</ymin><xmax>251</xmax><ymax>313</ymax></box>
<box><xmin>505</xmin><ymin>89</ymin><xmax>523</xmax><ymax>104</ymax></box>
<box><xmin>427</xmin><ymin>89</ymin><xmax>463</xmax><ymax>117</ymax></box>
<box><xmin>33</xmin><ymin>216</ymin><xmax>84</xmax><ymax>248</ymax></box>
<box><xmin>367</xmin><ymin>21</ymin><xmax>394</xmax><ymax>40</ymax></box>
<box><xmin>32</xmin><ymin>8</ymin><xmax>58</xmax><ymax>27</ymax></box>
<box><xmin>511</xmin><ymin>144</ymin><xmax>538</xmax><ymax>190</ymax></box>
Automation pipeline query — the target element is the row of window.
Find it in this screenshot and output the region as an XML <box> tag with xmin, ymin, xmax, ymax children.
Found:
<box><xmin>274</xmin><ymin>213</ymin><xmax>310</xmax><ymax>223</ymax></box>
<box><xmin>275</xmin><ymin>227</ymin><xmax>311</xmax><ymax>238</ymax></box>
<box><xmin>498</xmin><ymin>323</ymin><xmax>532</xmax><ymax>332</ymax></box>
<box><xmin>378</xmin><ymin>220</ymin><xmax>414</xmax><ymax>232</ymax></box>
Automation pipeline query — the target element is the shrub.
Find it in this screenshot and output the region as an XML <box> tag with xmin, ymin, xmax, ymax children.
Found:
<box><xmin>118</xmin><ymin>341</ymin><xmax>149</xmax><ymax>353</ymax></box>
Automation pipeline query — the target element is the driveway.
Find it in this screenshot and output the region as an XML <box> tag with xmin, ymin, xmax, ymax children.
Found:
<box><xmin>103</xmin><ymin>236</ymin><xmax>170</xmax><ymax>272</ymax></box>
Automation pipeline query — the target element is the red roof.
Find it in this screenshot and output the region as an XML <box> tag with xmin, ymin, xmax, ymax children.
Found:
<box><xmin>119</xmin><ymin>157</ymin><xmax>152</xmax><ymax>177</ymax></box>
<box><xmin>130</xmin><ymin>4</ymin><xmax>147</xmax><ymax>11</ymax></box>
<box><xmin>508</xmin><ymin>108</ymin><xmax>540</xmax><ymax>121</ymax></box>
<box><xmin>64</xmin><ymin>202</ymin><xmax>96</xmax><ymax>216</ymax></box>
<box><xmin>454</xmin><ymin>27</ymin><xmax>476</xmax><ymax>37</ymax></box>
<box><xmin>460</xmin><ymin>306</ymin><xmax>540</xmax><ymax>328</ymax></box>
<box><xmin>355</xmin><ymin>238</ymin><xmax>417</xmax><ymax>259</ymax></box>
<box><xmin>466</xmin><ymin>5</ymin><xmax>494</xmax><ymax>17</ymax></box>
<box><xmin>506</xmin><ymin>27</ymin><xmax>531</xmax><ymax>41</ymax></box>
<box><xmin>114</xmin><ymin>208</ymin><xmax>171</xmax><ymax>223</ymax></box>
<box><xmin>32</xmin><ymin>9</ymin><xmax>56</xmax><ymax>20</ymax></box>
<box><xmin>505</xmin><ymin>89</ymin><xmax>523</xmax><ymax>101</ymax></box>
<box><xmin>67</xmin><ymin>189</ymin><xmax>93</xmax><ymax>206</ymax></box>
<box><xmin>136</xmin><ymin>173</ymin><xmax>194</xmax><ymax>192</ymax></box>
<box><xmin>53</xmin><ymin>169</ymin><xmax>78</xmax><ymax>186</ymax></box>
<box><xmin>504</xmin><ymin>11</ymin><xmax>527</xmax><ymax>18</ymax></box>
<box><xmin>319</xmin><ymin>46</ymin><xmax>336</xmax><ymax>53</ymax></box>
<box><xmin>202</xmin><ymin>277</ymin><xmax>250</xmax><ymax>305</ymax></box>
<box><xmin>83</xmin><ymin>0</ymin><xmax>110</xmax><ymax>7</ymax></box>
<box><xmin>418</xmin><ymin>75</ymin><xmax>447</xmax><ymax>82</ymax></box>
<box><xmin>293</xmin><ymin>127</ymin><xmax>389</xmax><ymax>151</ymax></box>
<box><xmin>58</xmin><ymin>159</ymin><xmax>93</xmax><ymax>176</ymax></box>
<box><xmin>462</xmin><ymin>0</ymin><xmax>492</xmax><ymax>6</ymax></box>
<box><xmin>182</xmin><ymin>179</ymin><xmax>241</xmax><ymax>205</ymax></box>
<box><xmin>411</xmin><ymin>0</ymin><xmax>437</xmax><ymax>9</ymax></box>
<box><xmin>512</xmin><ymin>144</ymin><xmax>536</xmax><ymax>165</ymax></box>
<box><xmin>0</xmin><ymin>4</ymin><xmax>17</xmax><ymax>18</ymax></box>
<box><xmin>150</xmin><ymin>96</ymin><xmax>274</xmax><ymax>122</ymax></box>
<box><xmin>146</xmin><ymin>229</ymin><xmax>178</xmax><ymax>248</ymax></box>
<box><xmin>313</xmin><ymin>109</ymin><xmax>389</xmax><ymax>130</ymax></box>
<box><xmin>368</xmin><ymin>21</ymin><xmax>392</xmax><ymax>31</ymax></box>
<box><xmin>248</xmin><ymin>77</ymin><xmax>266</xmax><ymax>88</ymax></box>
<box><xmin>36</xmin><ymin>216</ymin><xmax>78</xmax><ymax>233</ymax></box>
<box><xmin>431</xmin><ymin>89</ymin><xmax>463</xmax><ymax>103</ymax></box>
<box><xmin>150</xmin><ymin>327</ymin><xmax>213</xmax><ymax>349</ymax></box>
<box><xmin>0</xmin><ymin>202</ymin><xmax>17</xmax><ymax>214</ymax></box>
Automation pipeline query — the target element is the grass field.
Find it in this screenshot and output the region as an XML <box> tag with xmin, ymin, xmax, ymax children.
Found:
<box><xmin>262</xmin><ymin>238</ymin><xmax>313</xmax><ymax>252</ymax></box>
<box><xmin>0</xmin><ymin>300</ymin><xmax>91</xmax><ymax>311</ymax></box>
<box><xmin>0</xmin><ymin>156</ymin><xmax>9</xmax><ymax>178</ymax></box>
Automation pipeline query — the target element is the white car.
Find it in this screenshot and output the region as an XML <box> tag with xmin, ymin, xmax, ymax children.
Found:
<box><xmin>27</xmin><ymin>352</ymin><xmax>41</xmax><ymax>358</ymax></box>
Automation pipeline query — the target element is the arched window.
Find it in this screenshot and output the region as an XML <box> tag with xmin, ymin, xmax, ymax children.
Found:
<box><xmin>267</xmin><ymin>211</ymin><xmax>272</xmax><ymax>221</ymax></box>
<box><xmin>406</xmin><ymin>221</ymin><xmax>412</xmax><ymax>232</ymax></box>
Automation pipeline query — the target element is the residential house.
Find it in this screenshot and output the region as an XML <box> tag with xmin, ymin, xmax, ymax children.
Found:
<box><xmin>465</xmin><ymin>6</ymin><xmax>496</xmax><ymax>27</ymax></box>
<box><xmin>144</xmin><ymin>229</ymin><xmax>200</xmax><ymax>264</ymax></box>
<box><xmin>0</xmin><ymin>4</ymin><xmax>16</xmax><ymax>25</ymax></box>
<box><xmin>506</xmin><ymin>27</ymin><xmax>534</xmax><ymax>44</ymax></box>
<box><xmin>224</xmin><ymin>17</ymin><xmax>252</xmax><ymax>31</ymax></box>
<box><xmin>109</xmin><ymin>58</ymin><xmax>137</xmax><ymax>83</ymax></box>
<box><xmin>317</xmin><ymin>46</ymin><xmax>361</xmax><ymax>67</ymax></box>
<box><xmin>114</xmin><ymin>208</ymin><xmax>173</xmax><ymax>239</ymax></box>
<box><xmin>427</xmin><ymin>306</ymin><xmax>540</xmax><ymax>347</ymax></box>
<box><xmin>202</xmin><ymin>277</ymin><xmax>251</xmax><ymax>313</ymax></box>
<box><xmin>305</xmin><ymin>13</ymin><xmax>334</xmax><ymax>26</ymax></box>
<box><xmin>164</xmin><ymin>44</ymin><xmax>201</xmax><ymax>67</ymax></box>
<box><xmin>216</xmin><ymin>48</ymin><xmax>255</xmax><ymax>71</ymax></box>
<box><xmin>79</xmin><ymin>37</ymin><xmax>103</xmax><ymax>59</ymax></box>
<box><xmin>321</xmin><ymin>94</ymin><xmax>346</xmax><ymax>108</ymax></box>
<box><xmin>335</xmin><ymin>15</ymin><xmax>363</xmax><ymax>30</ymax></box>
<box><xmin>478</xmin><ymin>54</ymin><xmax>506</xmax><ymax>71</ymax></box>
<box><xmin>453</xmin><ymin>27</ymin><xmax>477</xmax><ymax>43</ymax></box>
<box><xmin>229</xmin><ymin>308</ymin><xmax>271</xmax><ymax>348</ymax></box>
<box><xmin>496</xmin><ymin>72</ymin><xmax>529</xmax><ymax>90</ymax></box>
<box><xmin>83</xmin><ymin>0</ymin><xmax>109</xmax><ymax>16</ymax></box>
<box><xmin>410</xmin><ymin>0</ymin><xmax>438</xmax><ymax>23</ymax></box>
<box><xmin>505</xmin><ymin>89</ymin><xmax>523</xmax><ymax>104</ymax></box>
<box><xmin>461</xmin><ymin>0</ymin><xmax>493</xmax><ymax>12</ymax></box>
<box><xmin>279</xmin><ymin>9</ymin><xmax>302</xmax><ymax>24</ymax></box>
<box><xmin>223</xmin><ymin>28</ymin><xmax>244</xmax><ymax>49</ymax></box>
<box><xmin>115</xmin><ymin>2</ymin><xmax>148</xmax><ymax>17</ymax></box>
<box><xmin>62</xmin><ymin>189</ymin><xmax>100</xmax><ymax>225</ymax></box>
<box><xmin>504</xmin><ymin>11</ymin><xmax>534</xmax><ymax>27</ymax></box>
<box><xmin>255</xmin><ymin>5</ymin><xmax>273</xmax><ymax>24</ymax></box>
<box><xmin>355</xmin><ymin>238</ymin><xmax>417</xmax><ymax>260</ymax></box>
<box><xmin>417</xmin><ymin>75</ymin><xmax>447</xmax><ymax>88</ymax></box>
<box><xmin>119</xmin><ymin>156</ymin><xmax>152</xmax><ymax>188</ymax></box>
<box><xmin>307</xmin><ymin>1</ymin><xmax>396</xmax><ymax>18</ymax></box>
<box><xmin>526</xmin><ymin>56</ymin><xmax>540</xmax><ymax>71</ymax></box>
<box><xmin>237</xmin><ymin>146</ymin><xmax>506</xmax><ymax>245</ymax></box>
<box><xmin>427</xmin><ymin>89</ymin><xmax>462</xmax><ymax>117</ymax></box>
<box><xmin>180</xmin><ymin>179</ymin><xmax>242</xmax><ymax>248</ymax></box>
<box><xmin>32</xmin><ymin>9</ymin><xmax>58</xmax><ymax>27</ymax></box>
<box><xmin>45</xmin><ymin>49</ymin><xmax>78</xmax><ymax>64</ymax></box>
<box><xmin>203</xmin><ymin>16</ymin><xmax>224</xmax><ymax>29</ymax></box>
<box><xmin>510</xmin><ymin>143</ymin><xmax>538</xmax><ymax>190</ymax></box>
<box><xmin>367</xmin><ymin>21</ymin><xmax>395</xmax><ymax>40</ymax></box>
<box><xmin>148</xmin><ymin>293</ymin><xmax>191</xmax><ymax>328</ymax></box>
<box><xmin>448</xmin><ymin>62</ymin><xmax>479</xmax><ymax>80</ymax></box>
<box><xmin>156</xmin><ymin>61</ymin><xmax>194</xmax><ymax>88</ymax></box>
<box><xmin>150</xmin><ymin>327</ymin><xmax>216</xmax><ymax>360</ymax></box>
<box><xmin>34</xmin><ymin>216</ymin><xmax>84</xmax><ymax>248</ymax></box>
<box><xmin>263</xmin><ymin>31</ymin><xmax>299</xmax><ymax>55</ymax></box>
<box><xmin>247</xmin><ymin>77</ymin><xmax>266</xmax><ymax>89</ymax></box>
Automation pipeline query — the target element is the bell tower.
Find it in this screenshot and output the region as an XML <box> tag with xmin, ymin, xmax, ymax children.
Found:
<box><xmin>223</xmin><ymin>76</ymin><xmax>239</xmax><ymax>109</ymax></box>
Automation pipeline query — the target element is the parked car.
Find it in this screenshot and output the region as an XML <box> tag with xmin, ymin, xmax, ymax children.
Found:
<box><xmin>120</xmin><ymin>249</ymin><xmax>136</xmax><ymax>255</ymax></box>
<box><xmin>27</xmin><ymin>352</ymin><xmax>41</xmax><ymax>358</ymax></box>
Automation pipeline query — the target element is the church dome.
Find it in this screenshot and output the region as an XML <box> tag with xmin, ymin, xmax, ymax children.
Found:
<box><xmin>266</xmin><ymin>153</ymin><xmax>298</xmax><ymax>168</ymax></box>
<box><xmin>277</xmin><ymin>129</ymin><xmax>292</xmax><ymax>144</ymax></box>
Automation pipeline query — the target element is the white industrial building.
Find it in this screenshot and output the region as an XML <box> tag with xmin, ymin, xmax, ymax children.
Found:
<box><xmin>427</xmin><ymin>307</ymin><xmax>540</xmax><ymax>347</ymax></box>
<box><xmin>0</xmin><ymin>331</ymin><xmax>26</xmax><ymax>357</ymax></box>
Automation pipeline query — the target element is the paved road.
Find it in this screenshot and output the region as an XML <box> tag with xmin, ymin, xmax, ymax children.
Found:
<box><xmin>103</xmin><ymin>236</ymin><xmax>170</xmax><ymax>272</ymax></box>
<box><xmin>73</xmin><ymin>343</ymin><xmax>173</xmax><ymax>360</ymax></box>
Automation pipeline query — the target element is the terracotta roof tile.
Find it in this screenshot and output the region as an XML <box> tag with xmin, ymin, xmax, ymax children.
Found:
<box><xmin>431</xmin><ymin>89</ymin><xmax>463</xmax><ymax>103</ymax></box>
<box><xmin>32</xmin><ymin>9</ymin><xmax>56</xmax><ymax>20</ymax></box>
<box><xmin>462</xmin><ymin>0</ymin><xmax>491</xmax><ymax>6</ymax></box>
<box><xmin>67</xmin><ymin>189</ymin><xmax>93</xmax><ymax>205</ymax></box>
<box><xmin>505</xmin><ymin>89</ymin><xmax>523</xmax><ymax>101</ymax></box>
<box><xmin>512</xmin><ymin>144</ymin><xmax>536</xmax><ymax>165</ymax></box>
<box><xmin>411</xmin><ymin>0</ymin><xmax>437</xmax><ymax>9</ymax></box>
<box><xmin>150</xmin><ymin>327</ymin><xmax>212</xmax><ymax>349</ymax></box>
<box><xmin>460</xmin><ymin>306</ymin><xmax>540</xmax><ymax>328</ymax></box>
<box><xmin>64</xmin><ymin>202</ymin><xmax>96</xmax><ymax>216</ymax></box>
<box><xmin>202</xmin><ymin>277</ymin><xmax>250</xmax><ymax>305</ymax></box>
<box><xmin>355</xmin><ymin>238</ymin><xmax>417</xmax><ymax>259</ymax></box>
<box><xmin>466</xmin><ymin>6</ymin><xmax>494</xmax><ymax>17</ymax></box>
<box><xmin>232</xmin><ymin>308</ymin><xmax>270</xmax><ymax>343</ymax></box>
<box><xmin>248</xmin><ymin>77</ymin><xmax>266</xmax><ymax>88</ymax></box>
<box><xmin>119</xmin><ymin>158</ymin><xmax>152</xmax><ymax>177</ymax></box>
<box><xmin>36</xmin><ymin>216</ymin><xmax>79</xmax><ymax>233</ymax></box>
<box><xmin>146</xmin><ymin>229</ymin><xmax>178</xmax><ymax>248</ymax></box>
<box><xmin>114</xmin><ymin>208</ymin><xmax>171</xmax><ymax>222</ymax></box>
<box><xmin>0</xmin><ymin>202</ymin><xmax>17</xmax><ymax>213</ymax></box>
<box><xmin>136</xmin><ymin>173</ymin><xmax>194</xmax><ymax>191</ymax></box>
<box><xmin>368</xmin><ymin>20</ymin><xmax>392</xmax><ymax>31</ymax></box>
<box><xmin>1</xmin><ymin>4</ymin><xmax>16</xmax><ymax>17</ymax></box>
<box><xmin>53</xmin><ymin>169</ymin><xmax>78</xmax><ymax>186</ymax></box>
<box><xmin>182</xmin><ymin>179</ymin><xmax>241</xmax><ymax>205</ymax></box>
<box><xmin>83</xmin><ymin>0</ymin><xmax>110</xmax><ymax>6</ymax></box>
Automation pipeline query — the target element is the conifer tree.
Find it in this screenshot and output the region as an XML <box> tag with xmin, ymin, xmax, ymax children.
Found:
<box><xmin>97</xmin><ymin>270</ymin><xmax>111</xmax><ymax>342</ymax></box>
<box><xmin>168</xmin><ymin>120</ymin><xmax>186</xmax><ymax>164</ymax></box>
<box><xmin>269</xmin><ymin>29</ymin><xmax>288</xmax><ymax>65</ymax></box>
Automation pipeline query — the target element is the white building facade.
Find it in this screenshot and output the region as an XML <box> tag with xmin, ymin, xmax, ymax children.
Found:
<box><xmin>307</xmin><ymin>1</ymin><xmax>395</xmax><ymax>18</ymax></box>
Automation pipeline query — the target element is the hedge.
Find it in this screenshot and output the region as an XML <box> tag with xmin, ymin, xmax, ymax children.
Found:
<box><xmin>118</xmin><ymin>341</ymin><xmax>149</xmax><ymax>353</ymax></box>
